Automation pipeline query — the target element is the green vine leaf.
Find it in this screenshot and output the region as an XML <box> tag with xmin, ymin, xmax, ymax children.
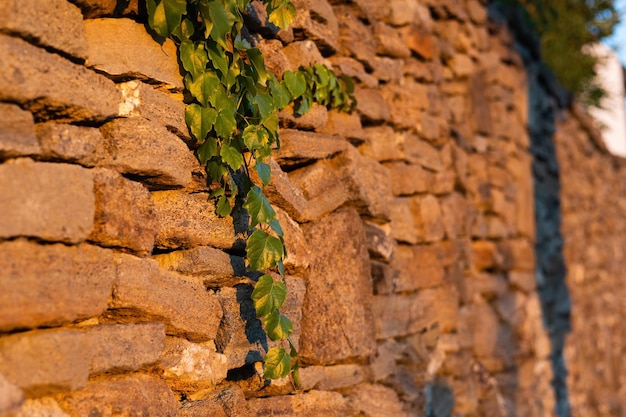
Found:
<box><xmin>216</xmin><ymin>195</ymin><xmax>232</xmax><ymax>216</ymax></box>
<box><xmin>268</xmin><ymin>2</ymin><xmax>297</xmax><ymax>30</ymax></box>
<box><xmin>245</xmin><ymin>186</ymin><xmax>276</xmax><ymax>228</ymax></box>
<box><xmin>247</xmin><ymin>229</ymin><xmax>284</xmax><ymax>271</ymax></box>
<box><xmin>264</xmin><ymin>310</ymin><xmax>293</xmax><ymax>341</ymax></box>
<box><xmin>242</xmin><ymin>125</ymin><xmax>270</xmax><ymax>152</ymax></box>
<box><xmin>180</xmin><ymin>41</ymin><xmax>209</xmax><ymax>80</ymax></box>
<box><xmin>201</xmin><ymin>0</ymin><xmax>236</xmax><ymax>49</ymax></box>
<box><xmin>263</xmin><ymin>347</ymin><xmax>291</xmax><ymax>379</ymax></box>
<box><xmin>219</xmin><ymin>140</ymin><xmax>244</xmax><ymax>170</ymax></box>
<box><xmin>186</xmin><ymin>104</ymin><xmax>217</xmax><ymax>144</ymax></box>
<box><xmin>189</xmin><ymin>71</ymin><xmax>221</xmax><ymax>107</ymax></box>
<box><xmin>247</xmin><ymin>48</ymin><xmax>270</xmax><ymax>86</ymax></box>
<box><xmin>251</xmin><ymin>274</ymin><xmax>287</xmax><ymax>317</ymax></box>
<box><xmin>254</xmin><ymin>162</ymin><xmax>271</xmax><ymax>186</ymax></box>
<box><xmin>283</xmin><ymin>70</ymin><xmax>307</xmax><ymax>99</ymax></box>
<box><xmin>146</xmin><ymin>0</ymin><xmax>187</xmax><ymax>38</ymax></box>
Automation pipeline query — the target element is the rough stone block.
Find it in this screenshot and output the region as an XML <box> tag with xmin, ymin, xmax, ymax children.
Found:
<box><xmin>317</xmin><ymin>109</ymin><xmax>365</xmax><ymax>140</ymax></box>
<box><xmin>410</xmin><ymin>195</ymin><xmax>445</xmax><ymax>243</ymax></box>
<box><xmin>385</xmin><ymin>161</ymin><xmax>433</xmax><ymax>196</ymax></box>
<box><xmin>35</xmin><ymin>122</ymin><xmax>103</xmax><ymax>165</ymax></box>
<box><xmin>389</xmin><ymin>245</ymin><xmax>445</xmax><ymax>292</ymax></box>
<box><xmin>214</xmin><ymin>276</ymin><xmax>305</xmax><ymax>369</ymax></box>
<box><xmin>58</xmin><ymin>374</ymin><xmax>178</xmax><ymax>417</ymax></box>
<box><xmin>404</xmin><ymin>137</ymin><xmax>443</xmax><ymax>171</ymax></box>
<box><xmin>336</xmin><ymin>5</ymin><xmax>377</xmax><ymax>62</ymax></box>
<box><xmin>247</xmin><ymin>390</ymin><xmax>348</xmax><ymax>417</ymax></box>
<box><xmin>118</xmin><ymin>80</ymin><xmax>188</xmax><ymax>139</ymax></box>
<box><xmin>276</xmin><ymin>207</ymin><xmax>312</xmax><ymax>275</ymax></box>
<box><xmin>11</xmin><ymin>398</ymin><xmax>69</xmax><ymax>417</ymax></box>
<box><xmin>0</xmin><ymin>373</ymin><xmax>23</xmax><ymax>414</ymax></box>
<box><xmin>0</xmin><ymin>240</ymin><xmax>116</xmax><ymax>331</ymax></box>
<box><xmin>388</xmin><ymin>197</ymin><xmax>418</xmax><ymax>244</ymax></box>
<box><xmin>85</xmin><ymin>18</ymin><xmax>183</xmax><ymax>89</ymax></box>
<box><xmin>380</xmin><ymin>81</ymin><xmax>428</xmax><ymax>130</ymax></box>
<box><xmin>87</xmin><ymin>323</ymin><xmax>166</xmax><ymax>374</ymax></box>
<box><xmin>374</xmin><ymin>22</ymin><xmax>411</xmax><ymax>58</ymax></box>
<box><xmin>288</xmin><ymin>160</ymin><xmax>348</xmax><ymax>220</ymax></box>
<box><xmin>0</xmin><ymin>34</ymin><xmax>119</xmax><ymax>122</ymax></box>
<box><xmin>328</xmin><ymin>56</ymin><xmax>378</xmax><ymax>88</ymax></box>
<box><xmin>100</xmin><ymin>117</ymin><xmax>195</xmax><ymax>188</ymax></box>
<box><xmin>401</xmin><ymin>25</ymin><xmax>438</xmax><ymax>60</ymax></box>
<box><xmin>291</xmin><ymin>0</ymin><xmax>339</xmax><ymax>52</ymax></box>
<box><xmin>282</xmin><ymin>40</ymin><xmax>326</xmax><ymax>70</ymax></box>
<box><xmin>363</xmin><ymin>221</ymin><xmax>396</xmax><ymax>262</ymax></box>
<box><xmin>440</xmin><ymin>192</ymin><xmax>470</xmax><ymax>238</ymax></box>
<box><xmin>471</xmin><ymin>240</ymin><xmax>502</xmax><ymax>271</ymax></box>
<box><xmin>89</xmin><ymin>169</ymin><xmax>158</xmax><ymax>254</ymax></box>
<box><xmin>110</xmin><ymin>255</ymin><xmax>223</xmax><ymax>342</ymax></box>
<box><xmin>0</xmin><ymin>329</ymin><xmax>91</xmax><ymax>396</ymax></box>
<box><xmin>70</xmin><ymin>0</ymin><xmax>139</xmax><ymax>18</ymax></box>
<box><xmin>331</xmin><ymin>146</ymin><xmax>392</xmax><ymax>221</ymax></box>
<box><xmin>346</xmin><ymin>383</ymin><xmax>407</xmax><ymax>417</ymax></box>
<box><xmin>308</xmin><ymin>364</ymin><xmax>366</xmax><ymax>391</ymax></box>
<box><xmin>153</xmin><ymin>246</ymin><xmax>247</xmax><ymax>287</ymax></box>
<box><xmin>276</xmin><ymin>129</ymin><xmax>348</xmax><ymax>168</ymax></box>
<box><xmin>354</xmin><ymin>87</ymin><xmax>390</xmax><ymax>122</ymax></box>
<box><xmin>359</xmin><ymin>126</ymin><xmax>404</xmax><ymax>161</ymax></box>
<box><xmin>279</xmin><ymin>103</ymin><xmax>328</xmax><ymax>131</ymax></box>
<box><xmin>259</xmin><ymin>158</ymin><xmax>310</xmax><ymax>223</ymax></box>
<box><xmin>152</xmin><ymin>190</ymin><xmax>245</xmax><ymax>251</ymax></box>
<box><xmin>180</xmin><ymin>386</ymin><xmax>248</xmax><ymax>417</ymax></box>
<box><xmin>160</xmin><ymin>338</ymin><xmax>228</xmax><ymax>390</ymax></box>
<box><xmin>0</xmin><ymin>104</ymin><xmax>40</xmax><ymax>158</ymax></box>
<box><xmin>3</xmin><ymin>0</ymin><xmax>88</xmax><ymax>59</ymax></box>
<box><xmin>300</xmin><ymin>209</ymin><xmax>376</xmax><ymax>364</ymax></box>
<box><xmin>0</xmin><ymin>159</ymin><xmax>94</xmax><ymax>243</ymax></box>
<box><xmin>373</xmin><ymin>286</ymin><xmax>458</xmax><ymax>339</ymax></box>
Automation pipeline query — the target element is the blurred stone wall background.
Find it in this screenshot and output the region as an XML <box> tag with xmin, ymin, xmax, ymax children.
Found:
<box><xmin>0</xmin><ymin>0</ymin><xmax>624</xmax><ymax>416</ymax></box>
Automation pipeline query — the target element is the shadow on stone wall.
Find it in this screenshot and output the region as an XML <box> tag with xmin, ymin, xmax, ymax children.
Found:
<box><xmin>489</xmin><ymin>4</ymin><xmax>573</xmax><ymax>416</ymax></box>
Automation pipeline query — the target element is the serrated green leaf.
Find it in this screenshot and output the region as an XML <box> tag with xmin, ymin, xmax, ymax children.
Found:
<box><xmin>186</xmin><ymin>104</ymin><xmax>217</xmax><ymax>143</ymax></box>
<box><xmin>263</xmin><ymin>347</ymin><xmax>291</xmax><ymax>380</ymax></box>
<box><xmin>268</xmin><ymin>2</ymin><xmax>296</xmax><ymax>30</ymax></box>
<box><xmin>270</xmin><ymin>78</ymin><xmax>292</xmax><ymax>110</ymax></box>
<box><xmin>216</xmin><ymin>195</ymin><xmax>232</xmax><ymax>216</ymax></box>
<box><xmin>246</xmin><ymin>229</ymin><xmax>284</xmax><ymax>270</ymax></box>
<box><xmin>242</xmin><ymin>125</ymin><xmax>269</xmax><ymax>151</ymax></box>
<box><xmin>264</xmin><ymin>310</ymin><xmax>293</xmax><ymax>341</ymax></box>
<box><xmin>197</xmin><ymin>137</ymin><xmax>218</xmax><ymax>164</ymax></box>
<box><xmin>189</xmin><ymin>72</ymin><xmax>220</xmax><ymax>106</ymax></box>
<box><xmin>295</xmin><ymin>95</ymin><xmax>311</xmax><ymax>116</ymax></box>
<box><xmin>247</xmin><ymin>48</ymin><xmax>270</xmax><ymax>85</ymax></box>
<box><xmin>262</xmin><ymin>112</ymin><xmax>279</xmax><ymax>138</ymax></box>
<box><xmin>220</xmin><ymin>141</ymin><xmax>244</xmax><ymax>170</ymax></box>
<box><xmin>251</xmin><ymin>274</ymin><xmax>287</xmax><ymax>317</ymax></box>
<box><xmin>210</xmin><ymin>187</ymin><xmax>225</xmax><ymax>198</ymax></box>
<box><xmin>283</xmin><ymin>70</ymin><xmax>307</xmax><ymax>99</ymax></box>
<box><xmin>313</xmin><ymin>63</ymin><xmax>330</xmax><ymax>87</ymax></box>
<box><xmin>245</xmin><ymin>186</ymin><xmax>276</xmax><ymax>227</ymax></box>
<box><xmin>207</xmin><ymin>41</ymin><xmax>229</xmax><ymax>76</ymax></box>
<box><xmin>255</xmin><ymin>162</ymin><xmax>271</xmax><ymax>186</ymax></box>
<box><xmin>147</xmin><ymin>0</ymin><xmax>187</xmax><ymax>38</ymax></box>
<box><xmin>206</xmin><ymin>159</ymin><xmax>229</xmax><ymax>181</ymax></box>
<box><xmin>180</xmin><ymin>41</ymin><xmax>209</xmax><ymax>80</ymax></box>
<box><xmin>206</xmin><ymin>1</ymin><xmax>236</xmax><ymax>49</ymax></box>
<box><xmin>291</xmin><ymin>359</ymin><xmax>301</xmax><ymax>388</ymax></box>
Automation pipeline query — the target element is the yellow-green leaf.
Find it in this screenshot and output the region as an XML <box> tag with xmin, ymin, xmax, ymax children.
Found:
<box><xmin>263</xmin><ymin>347</ymin><xmax>291</xmax><ymax>380</ymax></box>
<box><xmin>251</xmin><ymin>274</ymin><xmax>287</xmax><ymax>317</ymax></box>
<box><xmin>246</xmin><ymin>229</ymin><xmax>284</xmax><ymax>271</ymax></box>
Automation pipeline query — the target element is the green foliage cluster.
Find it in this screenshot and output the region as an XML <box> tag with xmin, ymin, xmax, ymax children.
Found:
<box><xmin>501</xmin><ymin>0</ymin><xmax>620</xmax><ymax>106</ymax></box>
<box><xmin>146</xmin><ymin>0</ymin><xmax>355</xmax><ymax>384</ymax></box>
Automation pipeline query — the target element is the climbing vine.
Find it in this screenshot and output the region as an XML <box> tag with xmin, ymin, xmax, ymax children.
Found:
<box><xmin>146</xmin><ymin>0</ymin><xmax>355</xmax><ymax>384</ymax></box>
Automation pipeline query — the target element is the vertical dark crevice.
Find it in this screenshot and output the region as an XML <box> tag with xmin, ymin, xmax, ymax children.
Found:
<box><xmin>488</xmin><ymin>3</ymin><xmax>573</xmax><ymax>416</ymax></box>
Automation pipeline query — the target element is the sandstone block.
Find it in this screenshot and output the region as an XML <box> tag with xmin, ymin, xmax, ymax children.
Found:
<box><xmin>110</xmin><ymin>255</ymin><xmax>223</xmax><ymax>342</ymax></box>
<box><xmin>11</xmin><ymin>398</ymin><xmax>69</xmax><ymax>417</ymax></box>
<box><xmin>346</xmin><ymin>383</ymin><xmax>407</xmax><ymax>417</ymax></box>
<box><xmin>153</xmin><ymin>190</ymin><xmax>245</xmax><ymax>251</ymax></box>
<box><xmin>279</xmin><ymin>103</ymin><xmax>328</xmax><ymax>131</ymax></box>
<box><xmin>498</xmin><ymin>239</ymin><xmax>535</xmax><ymax>271</ymax></box>
<box><xmin>328</xmin><ymin>56</ymin><xmax>378</xmax><ymax>88</ymax></box>
<box><xmin>0</xmin><ymin>104</ymin><xmax>40</xmax><ymax>158</ymax></box>
<box><xmin>247</xmin><ymin>390</ymin><xmax>348</xmax><ymax>417</ymax></box>
<box><xmin>0</xmin><ymin>329</ymin><xmax>91</xmax><ymax>396</ymax></box>
<box><xmin>331</xmin><ymin>146</ymin><xmax>392</xmax><ymax>221</ymax></box>
<box><xmin>258</xmin><ymin>158</ymin><xmax>310</xmax><ymax>222</ymax></box>
<box><xmin>257</xmin><ymin>39</ymin><xmax>291</xmax><ymax>79</ymax></box>
<box><xmin>380</xmin><ymin>81</ymin><xmax>427</xmax><ymax>130</ymax></box>
<box><xmin>100</xmin><ymin>117</ymin><xmax>195</xmax><ymax>188</ymax></box>
<box><xmin>85</xmin><ymin>18</ymin><xmax>183</xmax><ymax>89</ymax></box>
<box><xmin>389</xmin><ymin>245</ymin><xmax>445</xmax><ymax>292</ymax></box>
<box><xmin>0</xmin><ymin>0</ymin><xmax>88</xmax><ymax>59</ymax></box>
<box><xmin>35</xmin><ymin>122</ymin><xmax>103</xmax><ymax>166</ymax></box>
<box><xmin>336</xmin><ymin>5</ymin><xmax>377</xmax><ymax>62</ymax></box>
<box><xmin>291</xmin><ymin>0</ymin><xmax>339</xmax><ymax>52</ymax></box>
<box><xmin>370</xmin><ymin>56</ymin><xmax>404</xmax><ymax>83</ymax></box>
<box><xmin>288</xmin><ymin>160</ymin><xmax>348</xmax><ymax>220</ymax></box>
<box><xmin>160</xmin><ymin>338</ymin><xmax>228</xmax><ymax>390</ymax></box>
<box><xmin>404</xmin><ymin>137</ymin><xmax>443</xmax><ymax>171</ymax></box>
<box><xmin>276</xmin><ymin>129</ymin><xmax>348</xmax><ymax>168</ymax></box>
<box><xmin>307</xmin><ymin>364</ymin><xmax>366</xmax><ymax>391</ymax></box>
<box><xmin>317</xmin><ymin>109</ymin><xmax>365</xmax><ymax>140</ymax></box>
<box><xmin>276</xmin><ymin>207</ymin><xmax>312</xmax><ymax>275</ymax></box>
<box><xmin>440</xmin><ymin>192</ymin><xmax>470</xmax><ymax>238</ymax></box>
<box><xmin>153</xmin><ymin>246</ymin><xmax>247</xmax><ymax>287</ymax></box>
<box><xmin>354</xmin><ymin>87</ymin><xmax>390</xmax><ymax>122</ymax></box>
<box><xmin>388</xmin><ymin>197</ymin><xmax>418</xmax><ymax>244</ymax></box>
<box><xmin>410</xmin><ymin>195</ymin><xmax>445</xmax><ymax>243</ymax></box>
<box><xmin>364</xmin><ymin>221</ymin><xmax>396</xmax><ymax>262</ymax></box>
<box><xmin>359</xmin><ymin>126</ymin><xmax>404</xmax><ymax>161</ymax></box>
<box><xmin>0</xmin><ymin>373</ymin><xmax>23</xmax><ymax>414</ymax></box>
<box><xmin>374</xmin><ymin>22</ymin><xmax>411</xmax><ymax>58</ymax></box>
<box><xmin>89</xmin><ymin>169</ymin><xmax>158</xmax><ymax>254</ymax></box>
<box><xmin>215</xmin><ymin>276</ymin><xmax>305</xmax><ymax>369</ymax></box>
<box><xmin>59</xmin><ymin>374</ymin><xmax>178</xmax><ymax>417</ymax></box>
<box><xmin>300</xmin><ymin>209</ymin><xmax>376</xmax><ymax>364</ymax></box>
<box><xmin>0</xmin><ymin>240</ymin><xmax>115</xmax><ymax>331</ymax></box>
<box><xmin>0</xmin><ymin>159</ymin><xmax>94</xmax><ymax>243</ymax></box>
<box><xmin>373</xmin><ymin>286</ymin><xmax>458</xmax><ymax>339</ymax></box>
<box><xmin>87</xmin><ymin>323</ymin><xmax>166</xmax><ymax>374</ymax></box>
<box><xmin>385</xmin><ymin>161</ymin><xmax>433</xmax><ymax>196</ymax></box>
<box><xmin>69</xmin><ymin>0</ymin><xmax>139</xmax><ymax>17</ymax></box>
<box><xmin>117</xmin><ymin>80</ymin><xmax>188</xmax><ymax>139</ymax></box>
<box><xmin>282</xmin><ymin>40</ymin><xmax>326</xmax><ymax>70</ymax></box>
<box><xmin>508</xmin><ymin>271</ymin><xmax>537</xmax><ymax>293</ymax></box>
<box><xmin>401</xmin><ymin>25</ymin><xmax>438</xmax><ymax>60</ymax></box>
<box><xmin>180</xmin><ymin>386</ymin><xmax>248</xmax><ymax>417</ymax></box>
<box><xmin>0</xmin><ymin>34</ymin><xmax>119</xmax><ymax>122</ymax></box>
<box><xmin>471</xmin><ymin>240</ymin><xmax>502</xmax><ymax>271</ymax></box>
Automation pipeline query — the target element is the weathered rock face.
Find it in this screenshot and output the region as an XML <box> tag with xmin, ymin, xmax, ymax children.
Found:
<box><xmin>0</xmin><ymin>1</ymin><xmax>624</xmax><ymax>416</ymax></box>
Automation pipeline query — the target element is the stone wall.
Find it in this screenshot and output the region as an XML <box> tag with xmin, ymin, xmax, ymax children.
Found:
<box><xmin>0</xmin><ymin>1</ymin><xmax>624</xmax><ymax>416</ymax></box>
